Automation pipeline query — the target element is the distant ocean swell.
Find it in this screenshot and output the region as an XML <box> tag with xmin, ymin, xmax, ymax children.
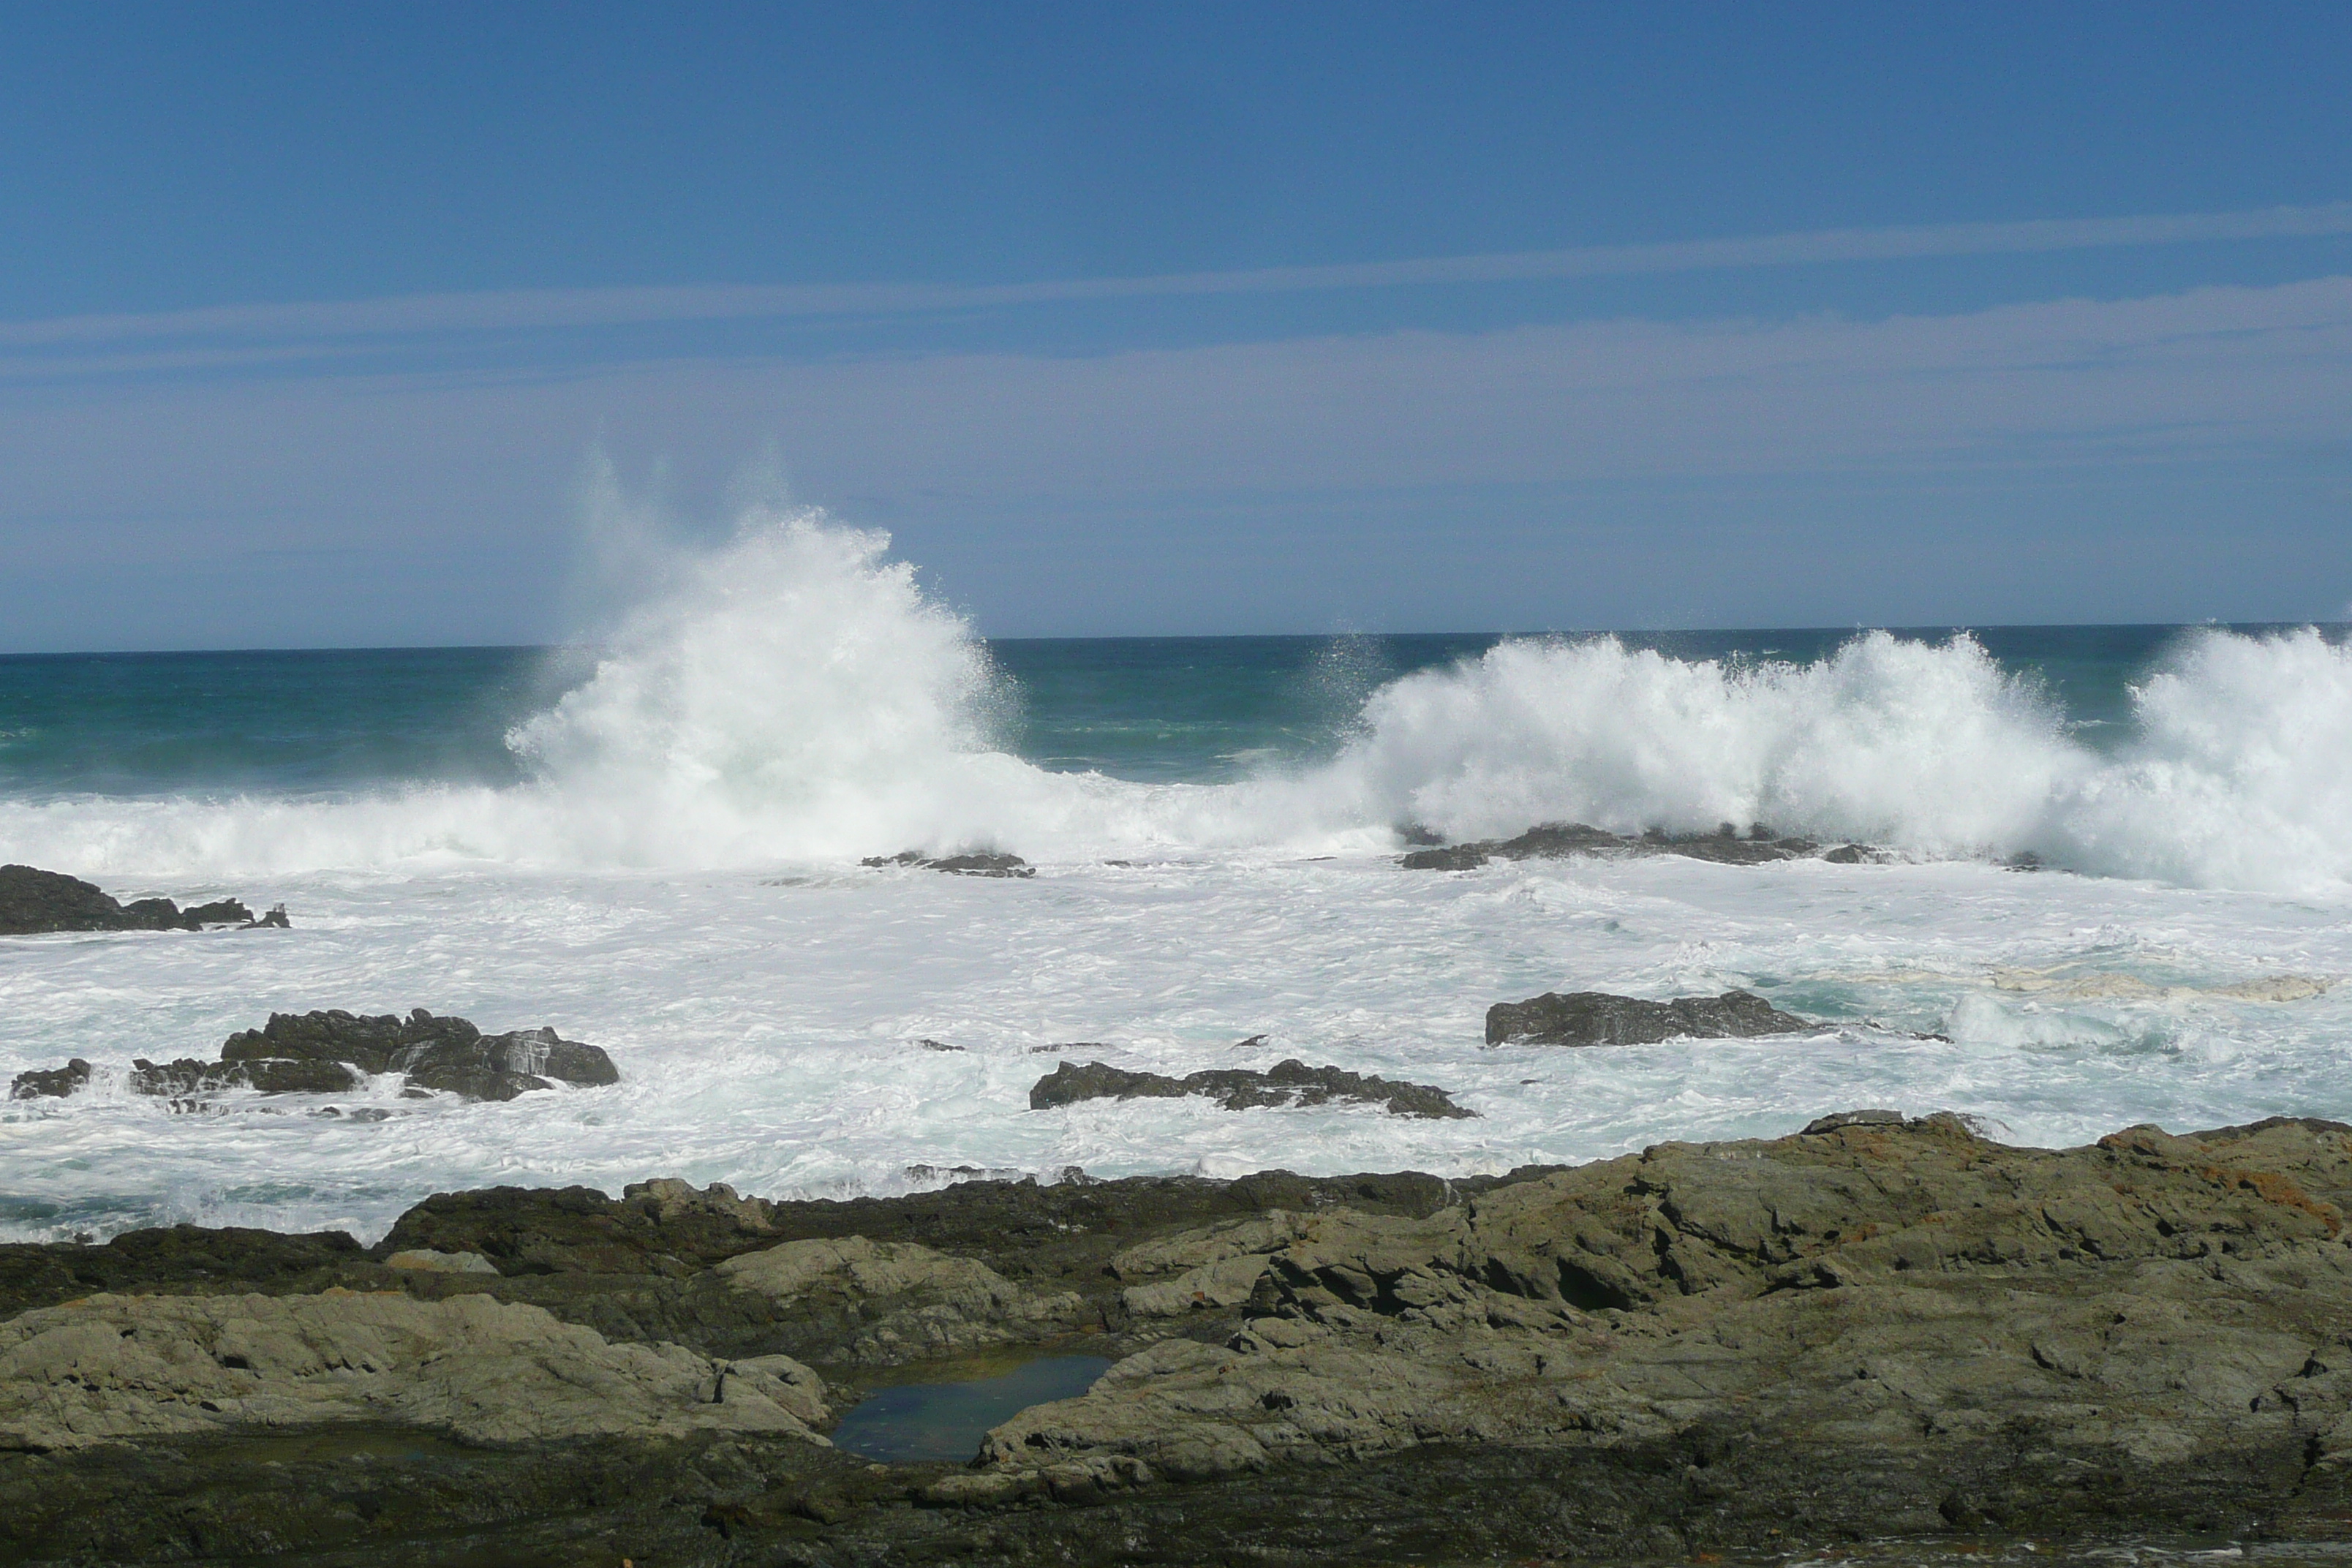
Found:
<box><xmin>1</xmin><ymin>508</ymin><xmax>2349</xmax><ymax>895</ymax></box>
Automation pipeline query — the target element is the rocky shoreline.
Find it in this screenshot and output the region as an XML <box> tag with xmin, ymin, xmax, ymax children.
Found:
<box><xmin>2</xmin><ymin>1112</ymin><xmax>2351</xmax><ymax>1564</ymax></box>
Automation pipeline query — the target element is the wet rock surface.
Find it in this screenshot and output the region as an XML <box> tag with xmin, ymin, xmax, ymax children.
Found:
<box><xmin>7</xmin><ymin>1058</ymin><xmax>91</xmax><ymax>1100</ymax></box>
<box><xmin>1486</xmin><ymin>987</ymin><xmax>1817</xmax><ymax>1045</ymax></box>
<box><xmin>5</xmin><ymin>1117</ymin><xmax>2352</xmax><ymax>1563</ymax></box>
<box><xmin>1029</xmin><ymin>1054</ymin><xmax>1476</xmax><ymax>1119</ymax></box>
<box><xmin>862</xmin><ymin>850</ymin><xmax>1036</xmax><ymax>878</ymax></box>
<box><xmin>10</xmin><ymin>1007</ymin><xmax>620</xmax><ymax>1107</ymax></box>
<box><xmin>0</xmin><ymin>863</ymin><xmax>288</xmax><ymax>936</ymax></box>
<box><xmin>1401</xmin><ymin>821</ymin><xmax>1830</xmax><ymax>870</ymax></box>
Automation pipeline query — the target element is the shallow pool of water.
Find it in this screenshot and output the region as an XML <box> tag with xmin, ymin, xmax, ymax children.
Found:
<box><xmin>830</xmin><ymin>1354</ymin><xmax>1114</xmax><ymax>1463</ymax></box>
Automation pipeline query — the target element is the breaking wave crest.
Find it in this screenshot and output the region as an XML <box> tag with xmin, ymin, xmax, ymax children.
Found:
<box><xmin>2</xmin><ymin>507</ymin><xmax>2350</xmax><ymax>894</ymax></box>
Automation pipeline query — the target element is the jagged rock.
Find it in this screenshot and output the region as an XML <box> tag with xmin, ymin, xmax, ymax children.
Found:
<box><xmin>859</xmin><ymin>850</ymin><xmax>1035</xmax><ymax>878</ymax></box>
<box><xmin>0</xmin><ymin>864</ymin><xmax>288</xmax><ymax>935</ymax></box>
<box><xmin>1485</xmin><ymin>987</ymin><xmax>1814</xmax><ymax>1046</ymax></box>
<box><xmin>124</xmin><ymin>1055</ymin><xmax>361</xmax><ymax>1096</ymax></box>
<box><xmin>14</xmin><ymin>1009</ymin><xmax>620</xmax><ymax>1107</ymax></box>
<box><xmin>976</xmin><ymin>1112</ymin><xmax>2352</xmax><ymax>1500</ymax></box>
<box><xmin>0</xmin><ymin>1289</ymin><xmax>828</xmax><ymax>1450</ymax></box>
<box><xmin>1030</xmin><ymin>1054</ymin><xmax>1475</xmax><ymax>1119</ymax></box>
<box><xmin>222</xmin><ymin>1008</ymin><xmax>619</xmax><ymax>1102</ymax></box>
<box><xmin>8</xmin><ymin>1058</ymin><xmax>91</xmax><ymax>1099</ymax></box>
<box><xmin>1401</xmin><ymin>821</ymin><xmax>1828</xmax><ymax>870</ymax></box>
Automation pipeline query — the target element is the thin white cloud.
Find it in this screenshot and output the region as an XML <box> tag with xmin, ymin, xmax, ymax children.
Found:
<box><xmin>2</xmin><ymin>200</ymin><xmax>2348</xmax><ymax>360</ymax></box>
<box><xmin>3</xmin><ymin>274</ymin><xmax>2349</xmax><ymax>646</ymax></box>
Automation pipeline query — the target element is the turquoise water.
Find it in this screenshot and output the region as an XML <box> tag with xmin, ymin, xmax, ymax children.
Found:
<box><xmin>0</xmin><ymin>627</ymin><xmax>2262</xmax><ymax>802</ymax></box>
<box><xmin>830</xmin><ymin>1355</ymin><xmax>1114</xmax><ymax>1463</ymax></box>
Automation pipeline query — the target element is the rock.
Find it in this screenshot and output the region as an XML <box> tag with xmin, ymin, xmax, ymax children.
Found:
<box><xmin>973</xmin><ymin>1110</ymin><xmax>2352</xmax><ymax>1511</ymax></box>
<box><xmin>1485</xmin><ymin>987</ymin><xmax>1814</xmax><ymax>1045</ymax></box>
<box><xmin>8</xmin><ymin>1058</ymin><xmax>91</xmax><ymax>1099</ymax></box>
<box><xmin>382</xmin><ymin>1248</ymin><xmax>500</xmax><ymax>1274</ymax></box>
<box><xmin>716</xmin><ymin>1235</ymin><xmax>1082</xmax><ymax>1364</ymax></box>
<box><xmin>1401</xmin><ymin>821</ymin><xmax>1828</xmax><ymax>870</ymax></box>
<box><xmin>16</xmin><ymin>1008</ymin><xmax>620</xmax><ymax>1107</ymax></box>
<box><xmin>1030</xmin><ymin>1055</ymin><xmax>1476</xmax><ymax>1119</ymax></box>
<box><xmin>0</xmin><ymin>1288</ymin><xmax>828</xmax><ymax>1450</ymax></box>
<box><xmin>1801</xmin><ymin>1107</ymin><xmax>1906</xmax><ymax>1133</ymax></box>
<box><xmin>223</xmin><ymin>1008</ymin><xmax>619</xmax><ymax>1102</ymax></box>
<box><xmin>860</xmin><ymin>849</ymin><xmax>1035</xmax><ymax>878</ymax></box>
<box><xmin>0</xmin><ymin>864</ymin><xmax>288</xmax><ymax>935</ymax></box>
<box><xmin>13</xmin><ymin>1120</ymin><xmax>2352</xmax><ymax>1559</ymax></box>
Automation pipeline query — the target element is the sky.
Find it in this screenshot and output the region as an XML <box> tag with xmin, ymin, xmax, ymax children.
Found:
<box><xmin>3</xmin><ymin>2</ymin><xmax>2350</xmax><ymax>649</ymax></box>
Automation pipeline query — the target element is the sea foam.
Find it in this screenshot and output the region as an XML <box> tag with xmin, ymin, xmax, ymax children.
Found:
<box><xmin>1</xmin><ymin>506</ymin><xmax>2349</xmax><ymax>894</ymax></box>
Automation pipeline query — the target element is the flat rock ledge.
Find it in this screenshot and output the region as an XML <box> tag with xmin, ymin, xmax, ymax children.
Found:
<box><xmin>1401</xmin><ymin>821</ymin><xmax>1869</xmax><ymax>870</ymax></box>
<box><xmin>1030</xmin><ymin>1055</ymin><xmax>1475</xmax><ymax>1119</ymax></box>
<box><xmin>0</xmin><ymin>863</ymin><xmax>288</xmax><ymax>936</ymax></box>
<box><xmin>6</xmin><ymin>1116</ymin><xmax>2352</xmax><ymax>1563</ymax></box>
<box><xmin>1487</xmin><ymin>987</ymin><xmax>1816</xmax><ymax>1045</ymax></box>
<box><xmin>860</xmin><ymin>850</ymin><xmax>1035</xmax><ymax>878</ymax></box>
<box><xmin>10</xmin><ymin>1006</ymin><xmax>619</xmax><ymax>1103</ymax></box>
<box><xmin>0</xmin><ymin>1288</ymin><xmax>826</xmax><ymax>1451</ymax></box>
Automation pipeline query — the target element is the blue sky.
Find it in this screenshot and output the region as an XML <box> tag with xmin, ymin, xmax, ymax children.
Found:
<box><xmin>4</xmin><ymin>2</ymin><xmax>2350</xmax><ymax>648</ymax></box>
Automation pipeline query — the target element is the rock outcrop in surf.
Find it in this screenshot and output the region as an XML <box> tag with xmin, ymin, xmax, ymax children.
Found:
<box><xmin>1029</xmin><ymin>1055</ymin><xmax>1476</xmax><ymax>1119</ymax></box>
<box><xmin>8</xmin><ymin>1008</ymin><xmax>619</xmax><ymax>1104</ymax></box>
<box><xmin>1400</xmin><ymin>822</ymin><xmax>1842</xmax><ymax>870</ymax></box>
<box><xmin>860</xmin><ymin>850</ymin><xmax>1035</xmax><ymax>877</ymax></box>
<box><xmin>0</xmin><ymin>863</ymin><xmax>289</xmax><ymax>936</ymax></box>
<box><xmin>1485</xmin><ymin>987</ymin><xmax>1816</xmax><ymax>1046</ymax></box>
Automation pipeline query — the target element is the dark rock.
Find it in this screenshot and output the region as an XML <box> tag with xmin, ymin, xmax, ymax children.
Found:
<box><xmin>1030</xmin><ymin>1053</ymin><xmax>1475</xmax><ymax>1119</ymax></box>
<box><xmin>0</xmin><ymin>864</ymin><xmax>288</xmax><ymax>935</ymax></box>
<box><xmin>860</xmin><ymin>850</ymin><xmax>1035</xmax><ymax>878</ymax></box>
<box><xmin>178</xmin><ymin>897</ymin><xmax>255</xmax><ymax>924</ymax></box>
<box><xmin>913</xmin><ymin>1039</ymin><xmax>965</xmax><ymax>1052</ymax></box>
<box><xmin>222</xmin><ymin>1008</ymin><xmax>619</xmax><ymax>1101</ymax></box>
<box><xmin>20</xmin><ymin>1009</ymin><xmax>621</xmax><ymax>1109</ymax></box>
<box><xmin>1485</xmin><ymin>987</ymin><xmax>1815</xmax><ymax>1046</ymax></box>
<box><xmin>8</xmin><ymin>1058</ymin><xmax>92</xmax><ymax>1099</ymax></box>
<box><xmin>125</xmin><ymin>1058</ymin><xmax>246</xmax><ymax>1096</ymax></box>
<box><xmin>1801</xmin><ymin>1107</ymin><xmax>1906</xmax><ymax>1134</ymax></box>
<box><xmin>1401</xmin><ymin>821</ymin><xmax>1831</xmax><ymax>870</ymax></box>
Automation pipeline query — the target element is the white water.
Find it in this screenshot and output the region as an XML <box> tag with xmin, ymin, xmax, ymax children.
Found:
<box><xmin>4</xmin><ymin>508</ymin><xmax>2351</xmax><ymax>1241</ymax></box>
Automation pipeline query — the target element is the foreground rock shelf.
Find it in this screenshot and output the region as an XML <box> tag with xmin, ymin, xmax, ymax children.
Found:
<box><xmin>3</xmin><ymin>1112</ymin><xmax>2352</xmax><ymax>1564</ymax></box>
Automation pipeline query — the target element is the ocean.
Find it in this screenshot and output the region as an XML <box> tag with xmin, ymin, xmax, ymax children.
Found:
<box><xmin>4</xmin><ymin>513</ymin><xmax>2350</xmax><ymax>1245</ymax></box>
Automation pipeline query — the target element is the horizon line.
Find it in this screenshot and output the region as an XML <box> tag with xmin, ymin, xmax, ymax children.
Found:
<box><xmin>5</xmin><ymin>619</ymin><xmax>2345</xmax><ymax>660</ymax></box>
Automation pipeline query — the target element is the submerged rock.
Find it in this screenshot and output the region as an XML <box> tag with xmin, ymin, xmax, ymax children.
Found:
<box><xmin>13</xmin><ymin>1008</ymin><xmax>619</xmax><ymax>1107</ymax></box>
<box><xmin>1030</xmin><ymin>1053</ymin><xmax>1475</xmax><ymax>1119</ymax></box>
<box><xmin>1401</xmin><ymin>821</ymin><xmax>1828</xmax><ymax>870</ymax></box>
<box><xmin>0</xmin><ymin>864</ymin><xmax>289</xmax><ymax>935</ymax></box>
<box><xmin>859</xmin><ymin>849</ymin><xmax>1035</xmax><ymax>878</ymax></box>
<box><xmin>1485</xmin><ymin>987</ymin><xmax>1814</xmax><ymax>1046</ymax></box>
